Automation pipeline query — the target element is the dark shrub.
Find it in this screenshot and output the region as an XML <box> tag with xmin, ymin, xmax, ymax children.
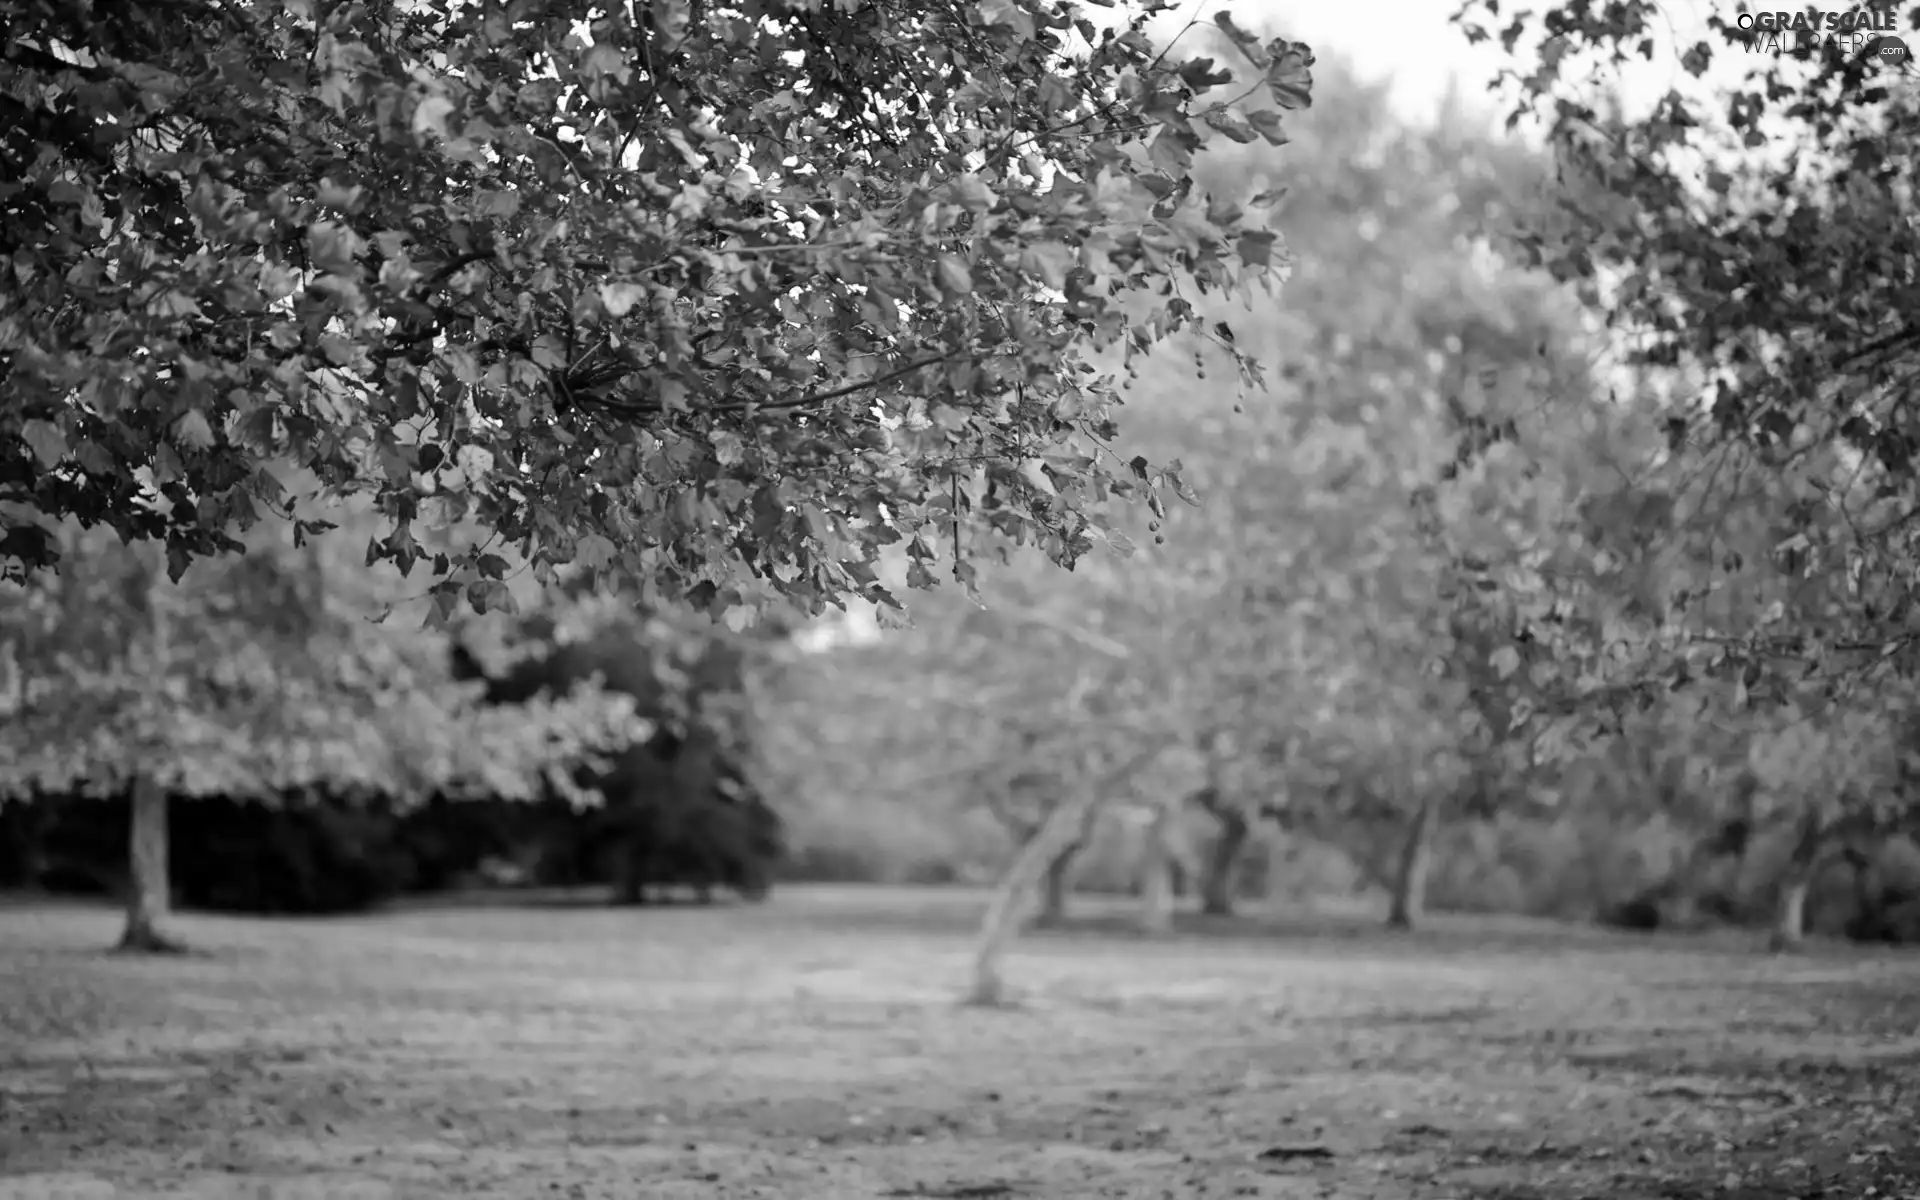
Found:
<box><xmin>22</xmin><ymin>792</ymin><xmax>413</xmax><ymax>914</ymax></box>
<box><xmin>451</xmin><ymin>611</ymin><xmax>786</xmax><ymax>903</ymax></box>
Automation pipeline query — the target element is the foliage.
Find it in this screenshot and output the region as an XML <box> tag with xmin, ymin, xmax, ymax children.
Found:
<box><xmin>757</xmin><ymin>36</ymin><xmax>1920</xmax><ymax>938</ymax></box>
<box><xmin>758</xmin><ymin>57</ymin><xmax>1616</xmax><ymax>888</ymax></box>
<box><xmin>1434</xmin><ymin>3</ymin><xmax>1920</xmax><ymax>874</ymax></box>
<box><xmin>0</xmin><ymin>0</ymin><xmax>1313</xmax><ymax>626</ymax></box>
<box><xmin>0</xmin><ymin>519</ymin><xmax>647</xmax><ymax>807</ymax></box>
<box><xmin>1449</xmin><ymin>3</ymin><xmax>1920</xmax><ymax>694</ymax></box>
<box><xmin>453</xmin><ymin>595</ymin><xmax>788</xmax><ymax>902</ymax></box>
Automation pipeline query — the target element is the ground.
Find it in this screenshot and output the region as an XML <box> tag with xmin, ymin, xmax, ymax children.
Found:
<box><xmin>2</xmin><ymin>886</ymin><xmax>1918</xmax><ymax>1200</ymax></box>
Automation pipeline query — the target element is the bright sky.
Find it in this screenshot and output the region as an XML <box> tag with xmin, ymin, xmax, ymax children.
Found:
<box><xmin>1196</xmin><ymin>0</ymin><xmax>1807</xmax><ymax>127</ymax></box>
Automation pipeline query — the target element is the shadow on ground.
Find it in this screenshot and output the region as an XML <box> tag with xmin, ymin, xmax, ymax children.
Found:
<box><xmin>1</xmin><ymin>885</ymin><xmax>1916</xmax><ymax>1199</ymax></box>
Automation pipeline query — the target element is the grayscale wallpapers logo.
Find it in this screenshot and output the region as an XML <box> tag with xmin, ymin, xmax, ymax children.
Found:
<box><xmin>1730</xmin><ymin>8</ymin><xmax>1912</xmax><ymax>68</ymax></box>
<box><xmin>1868</xmin><ymin>33</ymin><xmax>1912</xmax><ymax>65</ymax></box>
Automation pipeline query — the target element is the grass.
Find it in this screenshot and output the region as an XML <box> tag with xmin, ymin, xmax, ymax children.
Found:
<box><xmin>2</xmin><ymin>885</ymin><xmax>1918</xmax><ymax>1199</ymax></box>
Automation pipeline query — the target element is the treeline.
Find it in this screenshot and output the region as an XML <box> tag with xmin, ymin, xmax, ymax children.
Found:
<box><xmin>1</xmin><ymin>597</ymin><xmax>785</xmax><ymax>913</ymax></box>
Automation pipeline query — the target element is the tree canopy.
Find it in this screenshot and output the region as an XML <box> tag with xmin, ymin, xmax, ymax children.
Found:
<box><xmin>1</xmin><ymin>0</ymin><xmax>1314</xmax><ymax>624</ymax></box>
<box><xmin>1451</xmin><ymin>2</ymin><xmax>1920</xmax><ymax>708</ymax></box>
<box><xmin>0</xmin><ymin>513</ymin><xmax>647</xmax><ymax>806</ymax></box>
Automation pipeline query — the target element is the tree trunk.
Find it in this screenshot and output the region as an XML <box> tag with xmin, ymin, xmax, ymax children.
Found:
<box><xmin>1770</xmin><ymin>878</ymin><xmax>1810</xmax><ymax>952</ymax></box>
<box><xmin>1200</xmin><ymin>806</ymin><xmax>1251</xmax><ymax>916</ymax></box>
<box><xmin>1387</xmin><ymin>795</ymin><xmax>1439</xmax><ymax>931</ymax></box>
<box><xmin>967</xmin><ymin>744</ymin><xmax>1167</xmax><ymax>1005</ymax></box>
<box><xmin>116</xmin><ymin>543</ymin><xmax>185</xmax><ymax>955</ymax></box>
<box><xmin>968</xmin><ymin>786</ymin><xmax>1106</xmax><ymax>1007</ymax></box>
<box><xmin>1137</xmin><ymin>799</ymin><xmax>1177</xmax><ymax>934</ymax></box>
<box><xmin>1036</xmin><ymin>841</ymin><xmax>1081</xmax><ymax>927</ymax></box>
<box><xmin>116</xmin><ymin>774</ymin><xmax>184</xmax><ymax>954</ymax></box>
<box><xmin>1768</xmin><ymin>810</ymin><xmax>1827</xmax><ymax>953</ymax></box>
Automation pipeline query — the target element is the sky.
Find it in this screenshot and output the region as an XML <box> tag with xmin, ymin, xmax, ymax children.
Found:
<box><xmin>1189</xmin><ymin>0</ymin><xmax>1797</xmax><ymax>127</ymax></box>
<box><xmin>1228</xmin><ymin>0</ymin><xmax>1516</xmax><ymax>122</ymax></box>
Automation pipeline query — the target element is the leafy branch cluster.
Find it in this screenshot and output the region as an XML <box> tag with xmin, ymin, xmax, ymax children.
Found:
<box><xmin>2</xmin><ymin>0</ymin><xmax>1314</xmax><ymax>627</ymax></box>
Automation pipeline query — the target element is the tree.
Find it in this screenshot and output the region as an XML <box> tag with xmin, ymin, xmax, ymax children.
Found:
<box><xmin>1742</xmin><ymin>701</ymin><xmax>1910</xmax><ymax>949</ymax></box>
<box><xmin>1</xmin><ymin>0</ymin><xmax>1314</xmax><ymax>626</ymax></box>
<box><xmin>761</xmin><ymin>52</ymin><xmax>1631</xmax><ymax>952</ymax></box>
<box><xmin>973</xmin><ymin>667</ymin><xmax>1106</xmax><ymax>926</ymax></box>
<box><xmin>1083</xmin><ymin>54</ymin><xmax>1600</xmax><ymax>929</ymax></box>
<box><xmin>967</xmin><ymin>739</ymin><xmax>1175</xmax><ymax>1006</ymax></box>
<box><xmin>1449</xmin><ymin>5</ymin><xmax>1920</xmax><ymax>687</ymax></box>
<box><xmin>1444</xmin><ymin>4</ymin><xmax>1920</xmax><ymax>942</ymax></box>
<box><xmin>0</xmin><ymin>519</ymin><xmax>645</xmax><ymax>951</ymax></box>
<box><xmin>1191</xmin><ymin>781</ymin><xmax>1250</xmax><ymax>916</ymax></box>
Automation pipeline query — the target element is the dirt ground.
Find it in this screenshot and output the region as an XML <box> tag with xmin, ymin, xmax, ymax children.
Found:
<box><xmin>1</xmin><ymin>886</ymin><xmax>1917</xmax><ymax>1199</ymax></box>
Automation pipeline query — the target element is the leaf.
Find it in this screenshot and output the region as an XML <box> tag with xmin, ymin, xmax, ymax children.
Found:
<box><xmin>1204</xmin><ymin>110</ymin><xmax>1261</xmax><ymax>144</ymax></box>
<box><xmin>153</xmin><ymin>443</ymin><xmax>185</xmax><ymax>483</ymax></box>
<box><xmin>711</xmin><ymin>430</ymin><xmax>748</xmax><ymax>466</ymax></box>
<box><xmin>654</xmin><ymin>0</ymin><xmax>692</xmax><ymax>50</ymax></box>
<box><xmin>976</xmin><ymin>0</ymin><xmax>1037</xmax><ymax>39</ymax></box>
<box><xmin>467</xmin><ymin>579</ymin><xmax>513</xmax><ymax>613</ymax></box>
<box><xmin>476</xmin><ymin>189</ymin><xmax>522</xmax><ymax>218</ymax></box>
<box><xmin>454</xmin><ymin>445</ymin><xmax>495</xmax><ymax>480</ymax></box>
<box><xmin>574</xmin><ymin>534</ymin><xmax>617</xmax><ymax>569</ymax></box>
<box><xmin>1531</xmin><ymin>716</ymin><xmax>1579</xmax><ymax>766</ymax></box>
<box><xmin>1037</xmin><ymin>74</ymin><xmax>1074</xmax><ymax>116</ymax></box>
<box><xmin>1489</xmin><ymin>645</ymin><xmax>1522</xmax><ymax>680</ymax></box>
<box><xmin>937</xmin><ymin>254</ymin><xmax>974</xmax><ymax>296</ymax></box>
<box><xmin>19</xmin><ymin>420</ymin><xmax>67</xmax><ymax>468</ymax></box>
<box><xmin>428</xmin><ymin>587</ymin><xmax>461</xmax><ymax>627</ymax></box>
<box><xmin>581</xmin><ymin>43</ymin><xmax>632</xmax><ymax>83</ymax></box>
<box><xmin>949</xmin><ymin>175</ymin><xmax>999</xmax><ymax>213</ymax></box>
<box><xmin>1245</xmin><ymin>109</ymin><xmax>1290</xmax><ymax>146</ymax></box>
<box><xmin>306</xmin><ymin>222</ymin><xmax>363</xmax><ymax>275</ymax></box>
<box><xmin>1179</xmin><ymin>56</ymin><xmax>1234</xmax><ymax>93</ymax></box>
<box><xmin>317</xmin><ymin>177</ymin><xmax>365</xmax><ymax>211</ymax></box>
<box><xmin>174</xmin><ymin>410</ymin><xmax>217</xmax><ymax>451</ymax></box>
<box><xmin>419</xmin><ymin>496</ymin><xmax>463</xmax><ymax>529</ymax></box>
<box><xmin>1266</xmin><ymin>42</ymin><xmax>1315</xmax><ymax>110</ymax></box>
<box><xmin>1212</xmin><ymin>12</ymin><xmax>1271</xmax><ymax>65</ymax></box>
<box><xmin>600</xmin><ymin>283</ymin><xmax>646</xmax><ymax>316</ymax></box>
<box><xmin>151</xmin><ymin>291</ymin><xmax>202</xmax><ymax>319</ymax></box>
<box><xmin>1149</xmin><ymin>125</ymin><xmax>1195</xmax><ymax>174</ymax></box>
<box><xmin>1237</xmin><ymin>230</ymin><xmax>1278</xmax><ymax>267</ymax></box>
<box><xmin>1019</xmin><ymin>242</ymin><xmax>1071</xmax><ymax>291</ymax></box>
<box><xmin>412</xmin><ymin>93</ymin><xmax>456</xmax><ymax>138</ymax></box>
<box><xmin>1502</xmin><ymin>567</ymin><xmax>1543</xmax><ymax>595</ymax></box>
